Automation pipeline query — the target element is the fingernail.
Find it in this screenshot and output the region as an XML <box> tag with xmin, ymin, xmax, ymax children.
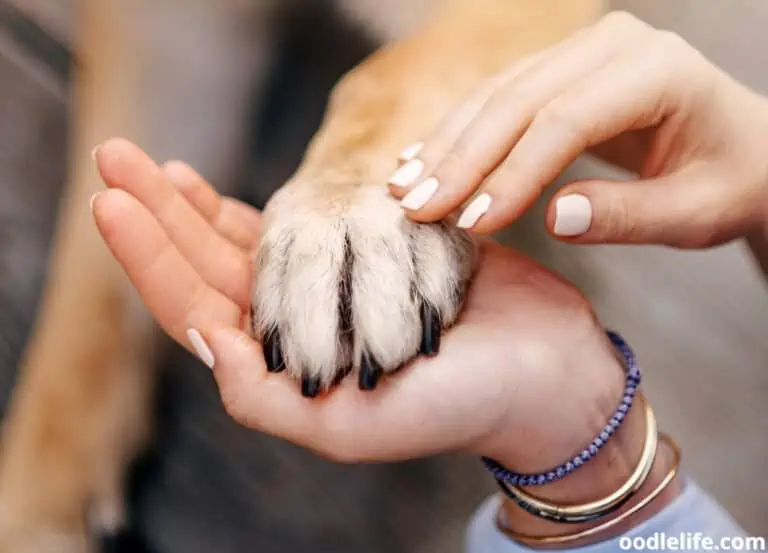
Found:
<box><xmin>89</xmin><ymin>192</ymin><xmax>101</xmax><ymax>212</ymax></box>
<box><xmin>554</xmin><ymin>194</ymin><xmax>592</xmax><ymax>236</ymax></box>
<box><xmin>457</xmin><ymin>193</ymin><xmax>492</xmax><ymax>229</ymax></box>
<box><xmin>91</xmin><ymin>144</ymin><xmax>101</xmax><ymax>161</ymax></box>
<box><xmin>398</xmin><ymin>142</ymin><xmax>423</xmax><ymax>163</ymax></box>
<box><xmin>389</xmin><ymin>159</ymin><xmax>424</xmax><ymax>188</ymax></box>
<box><xmin>186</xmin><ymin>328</ymin><xmax>215</xmax><ymax>369</ymax></box>
<box><xmin>400</xmin><ymin>177</ymin><xmax>439</xmax><ymax>210</ymax></box>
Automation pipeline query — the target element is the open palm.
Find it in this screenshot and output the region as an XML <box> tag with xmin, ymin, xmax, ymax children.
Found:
<box><xmin>92</xmin><ymin>139</ymin><xmax>625</xmax><ymax>471</ymax></box>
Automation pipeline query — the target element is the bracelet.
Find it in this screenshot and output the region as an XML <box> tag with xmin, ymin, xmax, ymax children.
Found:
<box><xmin>495</xmin><ymin>432</ymin><xmax>682</xmax><ymax>546</ymax></box>
<box><xmin>482</xmin><ymin>331</ymin><xmax>641</xmax><ymax>486</ymax></box>
<box><xmin>496</xmin><ymin>396</ymin><xmax>657</xmax><ymax>523</ymax></box>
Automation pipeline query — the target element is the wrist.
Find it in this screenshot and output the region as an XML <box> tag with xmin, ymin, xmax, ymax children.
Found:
<box><xmin>476</xmin><ymin>329</ymin><xmax>628</xmax><ymax>476</ymax></box>
<box><xmin>497</xmin><ymin>394</ymin><xmax>682</xmax><ymax>548</ymax></box>
<box><xmin>474</xmin><ymin>329</ymin><xmax>683</xmax><ymax>547</ymax></box>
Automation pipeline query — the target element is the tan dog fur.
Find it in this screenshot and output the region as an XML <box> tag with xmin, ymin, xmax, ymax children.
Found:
<box><xmin>0</xmin><ymin>0</ymin><xmax>603</xmax><ymax>550</ymax></box>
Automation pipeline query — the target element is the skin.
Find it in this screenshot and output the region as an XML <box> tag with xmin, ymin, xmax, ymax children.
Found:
<box><xmin>90</xmin><ymin>139</ymin><xmax>678</xmax><ymax>543</ymax></box>
<box><xmin>85</xmin><ymin>12</ymin><xmax>768</xmax><ymax>544</ymax></box>
<box><xmin>387</xmin><ymin>12</ymin><xmax>768</xmax><ymax>254</ymax></box>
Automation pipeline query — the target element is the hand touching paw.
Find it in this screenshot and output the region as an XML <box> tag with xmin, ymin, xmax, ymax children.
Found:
<box><xmin>91</xmin><ymin>138</ymin><xmax>628</xmax><ymax>471</ymax></box>
<box><xmin>253</xmin><ymin>181</ymin><xmax>475</xmax><ymax>396</ymax></box>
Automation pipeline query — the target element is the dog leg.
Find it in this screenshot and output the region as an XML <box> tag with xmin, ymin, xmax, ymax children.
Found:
<box><xmin>254</xmin><ymin>0</ymin><xmax>604</xmax><ymax>392</ymax></box>
<box><xmin>0</xmin><ymin>1</ymin><xmax>279</xmax><ymax>550</ymax></box>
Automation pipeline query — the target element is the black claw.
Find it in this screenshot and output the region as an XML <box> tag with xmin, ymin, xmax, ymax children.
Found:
<box><xmin>359</xmin><ymin>355</ymin><xmax>383</xmax><ymax>391</ymax></box>
<box><xmin>301</xmin><ymin>376</ymin><xmax>321</xmax><ymax>398</ymax></box>
<box><xmin>419</xmin><ymin>303</ymin><xmax>442</xmax><ymax>356</ymax></box>
<box><xmin>333</xmin><ymin>365</ymin><xmax>353</xmax><ymax>386</ymax></box>
<box><xmin>263</xmin><ymin>330</ymin><xmax>285</xmax><ymax>373</ymax></box>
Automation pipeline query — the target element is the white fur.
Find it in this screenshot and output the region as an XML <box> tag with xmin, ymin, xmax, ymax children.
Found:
<box><xmin>253</xmin><ymin>182</ymin><xmax>476</xmax><ymax>388</ymax></box>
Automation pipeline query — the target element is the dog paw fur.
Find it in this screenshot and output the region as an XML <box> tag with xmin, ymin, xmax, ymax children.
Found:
<box><xmin>252</xmin><ymin>180</ymin><xmax>476</xmax><ymax>396</ymax></box>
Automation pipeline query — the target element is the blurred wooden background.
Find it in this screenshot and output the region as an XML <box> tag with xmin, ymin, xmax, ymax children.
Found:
<box><xmin>0</xmin><ymin>1</ymin><xmax>764</xmax><ymax>551</ymax></box>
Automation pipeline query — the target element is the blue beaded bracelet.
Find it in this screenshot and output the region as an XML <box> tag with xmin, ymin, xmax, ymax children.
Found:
<box><xmin>481</xmin><ymin>330</ymin><xmax>641</xmax><ymax>487</ymax></box>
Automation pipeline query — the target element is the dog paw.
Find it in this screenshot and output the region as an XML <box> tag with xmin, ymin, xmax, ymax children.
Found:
<box><xmin>252</xmin><ymin>182</ymin><xmax>476</xmax><ymax>395</ymax></box>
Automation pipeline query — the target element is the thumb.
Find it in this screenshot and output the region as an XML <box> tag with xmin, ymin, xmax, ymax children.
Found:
<box><xmin>191</xmin><ymin>326</ymin><xmax>311</xmax><ymax>441</ymax></box>
<box><xmin>546</xmin><ymin>172</ymin><xmax>744</xmax><ymax>248</ymax></box>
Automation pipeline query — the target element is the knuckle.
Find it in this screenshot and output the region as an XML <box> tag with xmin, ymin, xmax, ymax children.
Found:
<box><xmin>653</xmin><ymin>30</ymin><xmax>707</xmax><ymax>76</ymax></box>
<box><xmin>678</xmin><ymin>200</ymin><xmax>729</xmax><ymax>248</ymax></box>
<box><xmin>485</xmin><ymin>71</ymin><xmax>510</xmax><ymax>90</ymax></box>
<box><xmin>651</xmin><ymin>30</ymin><xmax>695</xmax><ymax>68</ymax></box>
<box><xmin>600</xmin><ymin>10</ymin><xmax>645</xmax><ymax>32</ymax></box>
<box><xmin>653</xmin><ymin>29</ymin><xmax>687</xmax><ymax>51</ymax></box>
<box><xmin>220</xmin><ymin>388</ymin><xmax>254</xmax><ymax>429</ymax></box>
<box><xmin>643</xmin><ymin>31</ymin><xmax>707</xmax><ymax>101</ymax></box>
<box><xmin>483</xmin><ymin>85</ymin><xmax>522</xmax><ymax>121</ymax></box>
<box><xmin>533</xmin><ymin>101</ymin><xmax>586</xmax><ymax>139</ymax></box>
<box><xmin>444</xmin><ymin>139</ymin><xmax>473</xmax><ymax>168</ymax></box>
<box><xmin>599</xmin><ymin>192</ymin><xmax>636</xmax><ymax>242</ymax></box>
<box><xmin>437</xmin><ymin>140</ymin><xmax>483</xmax><ymax>183</ymax></box>
<box><xmin>674</xmin><ymin>219</ymin><xmax>719</xmax><ymax>248</ymax></box>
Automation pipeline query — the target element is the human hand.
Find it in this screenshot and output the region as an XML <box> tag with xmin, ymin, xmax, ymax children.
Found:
<box><xmin>91</xmin><ymin>138</ymin><xmax>680</xmax><ymax>539</ymax></box>
<box><xmin>90</xmin><ymin>139</ymin><xmax>635</xmax><ymax>471</ymax></box>
<box><xmin>387</xmin><ymin>11</ymin><xmax>768</xmax><ymax>248</ymax></box>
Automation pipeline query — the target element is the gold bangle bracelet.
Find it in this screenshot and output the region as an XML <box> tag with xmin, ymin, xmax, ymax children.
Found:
<box><xmin>497</xmin><ymin>396</ymin><xmax>657</xmax><ymax>523</ymax></box>
<box><xmin>496</xmin><ymin>432</ymin><xmax>682</xmax><ymax>546</ymax></box>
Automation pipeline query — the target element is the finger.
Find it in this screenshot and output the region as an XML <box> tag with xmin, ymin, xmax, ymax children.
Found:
<box><xmin>203</xmin><ymin>325</ymin><xmax>483</xmax><ymax>463</ymax></box>
<box><xmin>92</xmin><ymin>189</ymin><xmax>242</xmax><ymax>349</ymax></box>
<box><xmin>202</xmin><ymin>326</ymin><xmax>305</xmax><ymax>437</ymax></box>
<box><xmin>162</xmin><ymin>160</ymin><xmax>220</xmax><ymax>222</ymax></box>
<box><xmin>547</xmin><ymin>169</ymin><xmax>755</xmax><ymax>248</ymax></box>
<box><xmin>202</xmin><ymin>325</ymin><xmax>375</xmax><ymax>459</ymax></box>
<box><xmin>217</xmin><ymin>198</ymin><xmax>262</xmax><ymax>250</ymax></box>
<box><xmin>96</xmin><ymin>139</ymin><xmax>251</xmax><ymax>307</ymax></box>
<box><xmin>392</xmin><ymin>15</ymin><xmax>607</xmax><ymax>169</ymax></box>
<box><xmin>390</xmin><ymin>46</ymin><xmax>553</xmax><ymax>170</ymax></box>
<box><xmin>390</xmin><ymin>12</ymin><xmax>651</xmax><ymax>221</ymax></box>
<box><xmin>458</xmin><ymin>40</ymin><xmax>703</xmax><ymax>233</ymax></box>
<box><xmin>162</xmin><ymin>161</ymin><xmax>261</xmax><ymax>250</ymax></box>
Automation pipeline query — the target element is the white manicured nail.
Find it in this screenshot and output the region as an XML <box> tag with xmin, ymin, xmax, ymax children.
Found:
<box><xmin>398</xmin><ymin>142</ymin><xmax>423</xmax><ymax>162</ymax></box>
<box><xmin>186</xmin><ymin>328</ymin><xmax>215</xmax><ymax>369</ymax></box>
<box><xmin>457</xmin><ymin>193</ymin><xmax>492</xmax><ymax>229</ymax></box>
<box><xmin>553</xmin><ymin>194</ymin><xmax>592</xmax><ymax>236</ymax></box>
<box><xmin>91</xmin><ymin>144</ymin><xmax>101</xmax><ymax>161</ymax></box>
<box><xmin>89</xmin><ymin>192</ymin><xmax>101</xmax><ymax>212</ymax></box>
<box><xmin>389</xmin><ymin>159</ymin><xmax>424</xmax><ymax>188</ymax></box>
<box><xmin>401</xmin><ymin>177</ymin><xmax>439</xmax><ymax>210</ymax></box>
